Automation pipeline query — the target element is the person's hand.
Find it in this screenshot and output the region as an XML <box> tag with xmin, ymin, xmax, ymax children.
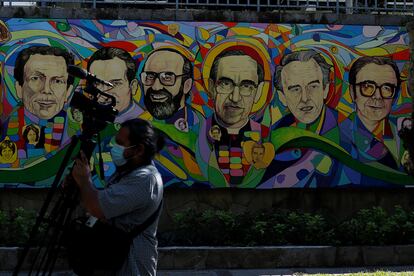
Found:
<box><xmin>62</xmin><ymin>173</ymin><xmax>76</xmax><ymax>190</ymax></box>
<box><xmin>71</xmin><ymin>151</ymin><xmax>91</xmax><ymax>188</ymax></box>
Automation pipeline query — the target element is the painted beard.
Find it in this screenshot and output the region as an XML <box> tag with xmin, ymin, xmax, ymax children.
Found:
<box><xmin>144</xmin><ymin>87</ymin><xmax>184</xmax><ymax>120</ymax></box>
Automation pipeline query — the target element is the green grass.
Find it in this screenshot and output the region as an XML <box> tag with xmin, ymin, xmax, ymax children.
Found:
<box><xmin>310</xmin><ymin>272</ymin><xmax>414</xmax><ymax>276</ymax></box>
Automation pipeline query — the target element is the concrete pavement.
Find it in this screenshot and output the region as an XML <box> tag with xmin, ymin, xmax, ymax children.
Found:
<box><xmin>2</xmin><ymin>266</ymin><xmax>414</xmax><ymax>275</ymax></box>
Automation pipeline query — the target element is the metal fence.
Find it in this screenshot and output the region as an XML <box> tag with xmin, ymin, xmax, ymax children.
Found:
<box><xmin>0</xmin><ymin>0</ymin><xmax>413</xmax><ymax>15</ymax></box>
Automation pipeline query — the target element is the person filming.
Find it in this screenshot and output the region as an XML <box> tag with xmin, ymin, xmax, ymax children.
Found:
<box><xmin>66</xmin><ymin>118</ymin><xmax>164</xmax><ymax>276</ymax></box>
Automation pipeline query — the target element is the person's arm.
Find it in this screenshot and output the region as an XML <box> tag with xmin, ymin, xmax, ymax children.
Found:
<box><xmin>71</xmin><ymin>151</ymin><xmax>105</xmax><ymax>219</ymax></box>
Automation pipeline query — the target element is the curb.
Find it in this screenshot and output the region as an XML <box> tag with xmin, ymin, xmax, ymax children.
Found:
<box><xmin>1</xmin><ymin>245</ymin><xmax>414</xmax><ymax>271</ymax></box>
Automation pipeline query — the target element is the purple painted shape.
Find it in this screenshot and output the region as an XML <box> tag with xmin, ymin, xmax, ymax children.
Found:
<box><xmin>18</xmin><ymin>149</ymin><xmax>26</xmax><ymax>159</ymax></box>
<box><xmin>277</xmin><ymin>174</ymin><xmax>286</xmax><ymax>184</ymax></box>
<box><xmin>53</xmin><ymin>133</ymin><xmax>62</xmax><ymax>140</ymax></box>
<box><xmin>168</xmin><ymin>145</ymin><xmax>183</xmax><ymax>158</ymax></box>
<box><xmin>367</xmin><ymin>142</ymin><xmax>387</xmax><ymax>159</ymax></box>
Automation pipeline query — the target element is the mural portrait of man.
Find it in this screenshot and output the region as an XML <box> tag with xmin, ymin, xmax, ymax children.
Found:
<box><xmin>0</xmin><ymin>19</ymin><xmax>412</xmax><ymax>189</ymax></box>
<box><xmin>14</xmin><ymin>46</ymin><xmax>74</xmax><ymax>120</ymax></box>
<box><xmin>141</xmin><ymin>48</ymin><xmax>193</xmax><ymax>125</ymax></box>
<box><xmin>347</xmin><ymin>56</ymin><xmax>404</xmax><ymax>170</ymax></box>
<box><xmin>87</xmin><ymin>47</ymin><xmax>142</xmax><ymax>124</ymax></box>
<box><xmin>274</xmin><ymin>49</ymin><xmax>331</xmax><ymax>125</ymax></box>
<box><xmin>195</xmin><ymin>46</ymin><xmax>269</xmax><ymax>187</ymax></box>
<box><xmin>1</xmin><ymin>45</ymin><xmax>75</xmax><ymax>164</ymax></box>
<box><xmin>349</xmin><ymin>56</ymin><xmax>400</xmax><ymax>133</ymax></box>
<box><xmin>208</xmin><ymin>50</ymin><xmax>264</xmax><ymax>132</ymax></box>
<box><xmin>260</xmin><ymin>49</ymin><xmax>345</xmax><ymax>188</ymax></box>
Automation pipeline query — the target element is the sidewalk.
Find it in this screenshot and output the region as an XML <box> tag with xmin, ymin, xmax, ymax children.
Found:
<box><xmin>2</xmin><ymin>266</ymin><xmax>414</xmax><ymax>276</ymax></box>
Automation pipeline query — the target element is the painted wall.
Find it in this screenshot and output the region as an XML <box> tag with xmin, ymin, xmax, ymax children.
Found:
<box><xmin>0</xmin><ymin>18</ymin><xmax>412</xmax><ymax>188</ymax></box>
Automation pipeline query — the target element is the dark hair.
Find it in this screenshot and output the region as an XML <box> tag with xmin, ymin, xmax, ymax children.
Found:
<box><xmin>274</xmin><ymin>49</ymin><xmax>331</xmax><ymax>92</ymax></box>
<box><xmin>0</xmin><ymin>140</ymin><xmax>16</xmax><ymax>156</ymax></box>
<box><xmin>121</xmin><ymin>118</ymin><xmax>165</xmax><ymax>164</ymax></box>
<box><xmin>210</xmin><ymin>50</ymin><xmax>264</xmax><ymax>83</ymax></box>
<box><xmin>144</xmin><ymin>48</ymin><xmax>193</xmax><ymax>82</ymax></box>
<box><xmin>23</xmin><ymin>124</ymin><xmax>40</xmax><ymax>143</ymax></box>
<box><xmin>348</xmin><ymin>56</ymin><xmax>401</xmax><ymax>98</ymax></box>
<box><xmin>252</xmin><ymin>143</ymin><xmax>265</xmax><ymax>150</ymax></box>
<box><xmin>87</xmin><ymin>47</ymin><xmax>137</xmax><ymax>83</ymax></box>
<box><xmin>14</xmin><ymin>45</ymin><xmax>75</xmax><ymax>87</ymax></box>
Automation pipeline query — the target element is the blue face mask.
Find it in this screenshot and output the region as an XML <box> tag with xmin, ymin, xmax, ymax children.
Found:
<box><xmin>110</xmin><ymin>142</ymin><xmax>136</xmax><ymax>167</ymax></box>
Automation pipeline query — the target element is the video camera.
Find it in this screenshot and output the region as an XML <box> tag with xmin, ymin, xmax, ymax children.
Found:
<box><xmin>68</xmin><ymin>65</ymin><xmax>119</xmax><ymax>136</ymax></box>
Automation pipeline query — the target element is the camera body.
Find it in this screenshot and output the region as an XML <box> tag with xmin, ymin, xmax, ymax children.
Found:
<box><xmin>70</xmin><ymin>84</ymin><xmax>118</xmax><ymax>133</ymax></box>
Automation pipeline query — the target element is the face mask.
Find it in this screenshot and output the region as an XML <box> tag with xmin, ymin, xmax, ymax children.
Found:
<box><xmin>110</xmin><ymin>142</ymin><xmax>136</xmax><ymax>167</ymax></box>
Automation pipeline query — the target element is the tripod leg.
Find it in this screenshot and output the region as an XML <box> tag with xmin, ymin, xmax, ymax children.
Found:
<box><xmin>13</xmin><ymin>136</ymin><xmax>80</xmax><ymax>276</ymax></box>
<box><xmin>28</xmin><ymin>192</ymin><xmax>67</xmax><ymax>274</ymax></box>
<box><xmin>45</xmin><ymin>191</ymin><xmax>80</xmax><ymax>276</ymax></box>
<box><xmin>35</xmin><ymin>193</ymin><xmax>73</xmax><ymax>276</ymax></box>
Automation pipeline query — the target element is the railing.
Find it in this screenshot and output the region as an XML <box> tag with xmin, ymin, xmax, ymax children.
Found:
<box><xmin>0</xmin><ymin>0</ymin><xmax>412</xmax><ymax>15</ymax></box>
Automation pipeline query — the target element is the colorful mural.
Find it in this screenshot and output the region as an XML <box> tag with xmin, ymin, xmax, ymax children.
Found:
<box><xmin>0</xmin><ymin>18</ymin><xmax>413</xmax><ymax>188</ymax></box>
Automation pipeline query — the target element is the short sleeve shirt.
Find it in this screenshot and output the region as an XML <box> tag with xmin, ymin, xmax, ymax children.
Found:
<box><xmin>98</xmin><ymin>164</ymin><xmax>163</xmax><ymax>276</ymax></box>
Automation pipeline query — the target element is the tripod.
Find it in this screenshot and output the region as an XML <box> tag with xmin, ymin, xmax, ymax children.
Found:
<box><xmin>13</xmin><ymin>132</ymin><xmax>100</xmax><ymax>276</ymax></box>
<box><xmin>12</xmin><ymin>73</ymin><xmax>119</xmax><ymax>275</ymax></box>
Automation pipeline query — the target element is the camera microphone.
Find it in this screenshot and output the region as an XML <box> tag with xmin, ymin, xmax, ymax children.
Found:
<box><xmin>68</xmin><ymin>65</ymin><xmax>114</xmax><ymax>88</ymax></box>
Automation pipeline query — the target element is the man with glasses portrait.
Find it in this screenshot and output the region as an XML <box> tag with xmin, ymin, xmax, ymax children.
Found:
<box><xmin>346</xmin><ymin>56</ymin><xmax>405</xmax><ymax>171</ymax></box>
<box><xmin>201</xmin><ymin>49</ymin><xmax>266</xmax><ymax>187</ymax></box>
<box><xmin>141</xmin><ymin>48</ymin><xmax>193</xmax><ymax>132</ymax></box>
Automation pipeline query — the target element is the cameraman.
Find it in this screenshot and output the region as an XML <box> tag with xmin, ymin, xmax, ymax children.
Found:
<box><xmin>69</xmin><ymin>118</ymin><xmax>164</xmax><ymax>275</ymax></box>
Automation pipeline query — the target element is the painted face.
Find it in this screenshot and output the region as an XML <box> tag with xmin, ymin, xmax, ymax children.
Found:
<box><xmin>178</xmin><ymin>120</ymin><xmax>186</xmax><ymax>130</ymax></box>
<box><xmin>252</xmin><ymin>146</ymin><xmax>265</xmax><ymax>163</ymax></box>
<box><xmin>352</xmin><ymin>63</ymin><xmax>397</xmax><ymax>128</ymax></box>
<box><xmin>90</xmin><ymin>57</ymin><xmax>137</xmax><ymax>113</ymax></box>
<box><xmin>27</xmin><ymin>129</ymin><xmax>37</xmax><ymax>144</ymax></box>
<box><xmin>16</xmin><ymin>54</ymin><xmax>73</xmax><ymax>120</ymax></box>
<box><xmin>211</xmin><ymin>129</ymin><xmax>221</xmax><ymax>140</ymax></box>
<box><xmin>212</xmin><ymin>55</ymin><xmax>259</xmax><ymax>129</ymax></box>
<box><xmin>72</xmin><ymin>108</ymin><xmax>83</xmax><ymax>123</ymax></box>
<box><xmin>280</xmin><ymin>59</ymin><xmax>328</xmax><ymax>124</ymax></box>
<box><xmin>142</xmin><ymin>51</ymin><xmax>190</xmax><ymax>119</ymax></box>
<box><xmin>2</xmin><ymin>147</ymin><xmax>13</xmax><ymax>160</ymax></box>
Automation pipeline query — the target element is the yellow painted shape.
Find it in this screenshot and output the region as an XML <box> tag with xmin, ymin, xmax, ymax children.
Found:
<box><xmin>101</xmin><ymin>152</ymin><xmax>112</xmax><ymax>162</ymax></box>
<box><xmin>199</xmin><ymin>28</ymin><xmax>210</xmax><ymax>40</ymax></box>
<box><xmin>139</xmin><ymin>111</ymin><xmax>153</xmax><ymax>120</ymax></box>
<box><xmin>181</xmin><ymin>146</ymin><xmax>202</xmax><ymax>175</ymax></box>
<box><xmin>271</xmin><ymin>105</ymin><xmax>283</xmax><ymax>125</ymax></box>
<box><xmin>230</xmin><ymin>163</ymin><xmax>243</xmax><ymax>169</ymax></box>
<box><xmin>337</xmin><ymin>102</ymin><xmax>353</xmax><ymax>116</ymax></box>
<box><xmin>155</xmin><ymin>154</ymin><xmax>187</xmax><ymax>180</ymax></box>
<box><xmin>182</xmin><ymin>34</ymin><xmax>194</xmax><ymax>47</ymax></box>
<box><xmin>219</xmin><ymin>151</ymin><xmax>229</xmax><ymax>157</ymax></box>
<box><xmin>12</xmin><ymin>30</ymin><xmax>64</xmax><ymax>41</ymax></box>
<box><xmin>250</xmin><ymin>132</ymin><xmax>261</xmax><ymax>142</ymax></box>
<box><xmin>316</xmin><ymin>155</ymin><xmax>333</xmax><ymax>174</ymax></box>
<box><xmin>231</xmin><ymin>27</ymin><xmax>261</xmax><ymax>36</ymax></box>
<box><xmin>216</xmin><ymin>35</ymin><xmax>225</xmax><ymax>43</ymax></box>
